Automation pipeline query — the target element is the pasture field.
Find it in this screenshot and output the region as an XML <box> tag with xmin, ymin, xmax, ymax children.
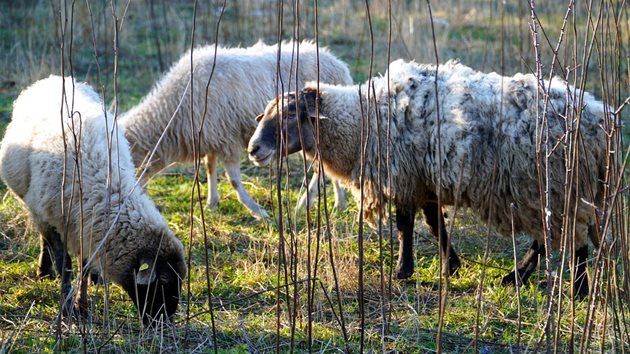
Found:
<box><xmin>0</xmin><ymin>1</ymin><xmax>628</xmax><ymax>352</ymax></box>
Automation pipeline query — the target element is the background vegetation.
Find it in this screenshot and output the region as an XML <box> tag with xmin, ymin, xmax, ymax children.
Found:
<box><xmin>0</xmin><ymin>0</ymin><xmax>628</xmax><ymax>352</ymax></box>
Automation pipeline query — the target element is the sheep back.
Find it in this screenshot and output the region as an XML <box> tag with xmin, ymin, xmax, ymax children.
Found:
<box><xmin>120</xmin><ymin>40</ymin><xmax>353</xmax><ymax>175</ymax></box>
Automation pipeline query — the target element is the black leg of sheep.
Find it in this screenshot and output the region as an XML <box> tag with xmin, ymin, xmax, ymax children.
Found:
<box><xmin>501</xmin><ymin>240</ymin><xmax>589</xmax><ymax>298</ymax></box>
<box><xmin>573</xmin><ymin>245</ymin><xmax>589</xmax><ymax>298</ymax></box>
<box><xmin>38</xmin><ymin>226</ymin><xmax>71</xmax><ymax>281</ymax></box>
<box><xmin>37</xmin><ymin>226</ymin><xmax>90</xmax><ymax>319</ymax></box>
<box><xmin>38</xmin><ymin>239</ymin><xmax>57</xmax><ymax>279</ymax></box>
<box><xmin>73</xmin><ymin>262</ymin><xmax>91</xmax><ymax>319</ymax></box>
<box><xmin>501</xmin><ymin>240</ymin><xmax>542</xmax><ymax>287</ymax></box>
<box><xmin>395</xmin><ymin>206</ymin><xmax>417</xmax><ymax>279</ymax></box>
<box><xmin>395</xmin><ymin>203</ymin><xmax>461</xmax><ymax>280</ymax></box>
<box><xmin>421</xmin><ymin>202</ymin><xmax>461</xmax><ymax>276</ymax></box>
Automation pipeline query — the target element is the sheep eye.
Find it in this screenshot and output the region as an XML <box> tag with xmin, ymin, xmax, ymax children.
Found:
<box><xmin>286</xmin><ymin>102</ymin><xmax>296</xmax><ymax>112</ymax></box>
<box><xmin>282</xmin><ymin>111</ymin><xmax>296</xmax><ymax>120</ymax></box>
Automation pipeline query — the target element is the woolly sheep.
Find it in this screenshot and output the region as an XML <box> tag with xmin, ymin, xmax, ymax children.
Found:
<box><xmin>0</xmin><ymin>76</ymin><xmax>187</xmax><ymax>322</ymax></box>
<box><xmin>248</xmin><ymin>59</ymin><xmax>609</xmax><ymax>297</ymax></box>
<box><xmin>120</xmin><ymin>40</ymin><xmax>352</xmax><ymax>219</ymax></box>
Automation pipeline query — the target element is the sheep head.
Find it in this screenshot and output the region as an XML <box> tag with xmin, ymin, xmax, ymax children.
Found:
<box><xmin>118</xmin><ymin>234</ymin><xmax>186</xmax><ymax>325</ymax></box>
<box><xmin>248</xmin><ymin>87</ymin><xmax>319</xmax><ymax>166</ymax></box>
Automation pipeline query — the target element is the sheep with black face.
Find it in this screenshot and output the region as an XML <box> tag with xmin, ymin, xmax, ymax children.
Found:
<box><xmin>248</xmin><ymin>59</ymin><xmax>609</xmax><ymax>297</ymax></box>
<box><xmin>0</xmin><ymin>75</ymin><xmax>187</xmax><ymax>323</ymax></box>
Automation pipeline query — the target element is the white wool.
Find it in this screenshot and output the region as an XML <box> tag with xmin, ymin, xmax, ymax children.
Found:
<box><xmin>0</xmin><ymin>75</ymin><xmax>183</xmax><ymax>281</ymax></box>
<box><xmin>120</xmin><ymin>40</ymin><xmax>353</xmax><ymax>217</ymax></box>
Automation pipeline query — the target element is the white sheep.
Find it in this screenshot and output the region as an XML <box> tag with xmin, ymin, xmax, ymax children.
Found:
<box><xmin>248</xmin><ymin>59</ymin><xmax>609</xmax><ymax>297</ymax></box>
<box><xmin>120</xmin><ymin>40</ymin><xmax>352</xmax><ymax>219</ymax></box>
<box><xmin>0</xmin><ymin>75</ymin><xmax>187</xmax><ymax>322</ymax></box>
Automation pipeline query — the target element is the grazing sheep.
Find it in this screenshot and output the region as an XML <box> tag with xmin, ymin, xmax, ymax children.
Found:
<box><xmin>248</xmin><ymin>59</ymin><xmax>609</xmax><ymax>297</ymax></box>
<box><xmin>120</xmin><ymin>40</ymin><xmax>352</xmax><ymax>219</ymax></box>
<box><xmin>0</xmin><ymin>75</ymin><xmax>187</xmax><ymax>323</ymax></box>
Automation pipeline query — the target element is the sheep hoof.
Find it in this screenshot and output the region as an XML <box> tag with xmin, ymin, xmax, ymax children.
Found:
<box><xmin>37</xmin><ymin>268</ymin><xmax>56</xmax><ymax>280</ymax></box>
<box><xmin>294</xmin><ymin>200</ymin><xmax>308</xmax><ymax>213</ymax></box>
<box><xmin>38</xmin><ymin>254</ymin><xmax>57</xmax><ymax>280</ymax></box>
<box><xmin>395</xmin><ymin>266</ymin><xmax>414</xmax><ymax>280</ymax></box>
<box><xmin>333</xmin><ymin>201</ymin><xmax>346</xmax><ymax>211</ymax></box>
<box><xmin>448</xmin><ymin>256</ymin><xmax>462</xmax><ymax>276</ymax></box>
<box><xmin>574</xmin><ymin>280</ymin><xmax>589</xmax><ymax>299</ymax></box>
<box><xmin>501</xmin><ymin>266</ymin><xmax>538</xmax><ymax>287</ymax></box>
<box><xmin>90</xmin><ymin>271</ymin><xmax>104</xmax><ymax>285</ymax></box>
<box><xmin>253</xmin><ymin>208</ymin><xmax>271</xmax><ymax>221</ymax></box>
<box><xmin>62</xmin><ymin>300</ymin><xmax>90</xmax><ymax>323</ymax></box>
<box><xmin>500</xmin><ymin>271</ymin><xmax>520</xmax><ymax>286</ymax></box>
<box><xmin>207</xmin><ymin>198</ymin><xmax>219</xmax><ymax>210</ymax></box>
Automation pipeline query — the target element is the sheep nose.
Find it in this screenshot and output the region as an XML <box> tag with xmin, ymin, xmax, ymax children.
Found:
<box><xmin>248</xmin><ymin>144</ymin><xmax>260</xmax><ymax>155</ymax></box>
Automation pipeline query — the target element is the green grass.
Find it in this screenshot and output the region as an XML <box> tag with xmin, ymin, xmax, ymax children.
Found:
<box><xmin>0</xmin><ymin>0</ymin><xmax>628</xmax><ymax>352</ymax></box>
<box><xmin>0</xmin><ymin>159</ymin><xmax>624</xmax><ymax>352</ymax></box>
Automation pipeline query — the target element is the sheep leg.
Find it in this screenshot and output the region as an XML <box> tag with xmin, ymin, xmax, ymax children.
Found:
<box><xmin>501</xmin><ymin>239</ymin><xmax>542</xmax><ymax>286</ymax></box>
<box><xmin>332</xmin><ymin>179</ymin><xmax>346</xmax><ymax>210</ymax></box>
<box><xmin>224</xmin><ymin>159</ymin><xmax>270</xmax><ymax>220</ymax></box>
<box><xmin>58</xmin><ymin>251</ymin><xmax>74</xmax><ymax>318</ymax></box>
<box><xmin>82</xmin><ymin>257</ymin><xmax>103</xmax><ymax>285</ymax></box>
<box><xmin>90</xmin><ymin>270</ymin><xmax>103</xmax><ymax>285</ymax></box>
<box><xmin>395</xmin><ymin>205</ymin><xmax>416</xmax><ymax>279</ymax></box>
<box><xmin>573</xmin><ymin>245</ymin><xmax>589</xmax><ymax>298</ymax></box>
<box><xmin>296</xmin><ymin>170</ymin><xmax>322</xmax><ymax>212</ymax></box>
<box><xmin>205</xmin><ymin>153</ymin><xmax>220</xmax><ymax>209</ymax></box>
<box><xmin>295</xmin><ymin>153</ymin><xmax>347</xmax><ymax>213</ymax></box>
<box><xmin>38</xmin><ymin>234</ymin><xmax>56</xmax><ymax>279</ymax></box>
<box><xmin>38</xmin><ymin>227</ymin><xmax>78</xmax><ymax>319</ymax></box>
<box><xmin>72</xmin><ymin>259</ymin><xmax>91</xmax><ymax>319</ymax></box>
<box><xmin>421</xmin><ymin>203</ymin><xmax>461</xmax><ymax>276</ymax></box>
<box><xmin>38</xmin><ymin>226</ymin><xmax>71</xmax><ymax>280</ymax></box>
<box><xmin>297</xmin><ymin>171</ymin><xmax>346</xmax><ymax>212</ymax></box>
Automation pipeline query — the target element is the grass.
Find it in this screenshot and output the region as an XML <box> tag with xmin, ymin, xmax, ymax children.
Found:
<box><xmin>1</xmin><ymin>160</ymin><xmax>624</xmax><ymax>352</ymax></box>
<box><xmin>0</xmin><ymin>0</ymin><xmax>628</xmax><ymax>352</ymax></box>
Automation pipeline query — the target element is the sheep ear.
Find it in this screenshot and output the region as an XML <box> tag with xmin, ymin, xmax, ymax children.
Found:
<box><xmin>299</xmin><ymin>88</ymin><xmax>319</xmax><ymax>118</ymax></box>
<box><xmin>389</xmin><ymin>80</ymin><xmax>403</xmax><ymax>94</ymax></box>
<box><xmin>255</xmin><ymin>113</ymin><xmax>264</xmax><ymax>122</ymax></box>
<box><xmin>136</xmin><ymin>260</ymin><xmax>157</xmax><ymax>285</ymax></box>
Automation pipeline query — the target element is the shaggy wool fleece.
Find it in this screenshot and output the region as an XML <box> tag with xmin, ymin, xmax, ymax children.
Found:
<box><xmin>297</xmin><ymin>59</ymin><xmax>608</xmax><ymax>249</ymax></box>
<box><xmin>0</xmin><ymin>75</ymin><xmax>185</xmax><ymax>291</ymax></box>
